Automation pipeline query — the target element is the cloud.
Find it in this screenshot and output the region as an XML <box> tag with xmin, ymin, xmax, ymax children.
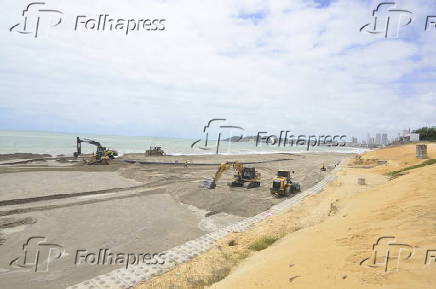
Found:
<box><xmin>0</xmin><ymin>0</ymin><xmax>435</xmax><ymax>140</ymax></box>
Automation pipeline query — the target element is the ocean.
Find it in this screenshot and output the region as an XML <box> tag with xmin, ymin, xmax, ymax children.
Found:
<box><xmin>0</xmin><ymin>130</ymin><xmax>367</xmax><ymax>156</ymax></box>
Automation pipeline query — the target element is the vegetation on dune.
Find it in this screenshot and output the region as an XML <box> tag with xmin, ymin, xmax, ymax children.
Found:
<box><xmin>387</xmin><ymin>159</ymin><xmax>436</xmax><ymax>178</ymax></box>
<box><xmin>248</xmin><ymin>236</ymin><xmax>280</xmax><ymax>251</ymax></box>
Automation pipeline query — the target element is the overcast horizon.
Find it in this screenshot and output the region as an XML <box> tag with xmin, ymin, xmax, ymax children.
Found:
<box><xmin>1</xmin><ymin>0</ymin><xmax>435</xmax><ymax>141</ymax></box>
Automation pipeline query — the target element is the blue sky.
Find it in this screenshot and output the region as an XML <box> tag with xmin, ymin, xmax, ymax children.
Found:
<box><xmin>314</xmin><ymin>0</ymin><xmax>333</xmax><ymax>8</ymax></box>
<box><xmin>0</xmin><ymin>0</ymin><xmax>435</xmax><ymax>140</ymax></box>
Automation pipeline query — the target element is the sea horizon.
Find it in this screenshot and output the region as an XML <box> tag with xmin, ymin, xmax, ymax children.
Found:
<box><xmin>0</xmin><ymin>129</ymin><xmax>368</xmax><ymax>156</ymax></box>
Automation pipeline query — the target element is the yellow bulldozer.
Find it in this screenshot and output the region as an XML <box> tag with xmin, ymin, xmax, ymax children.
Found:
<box><xmin>203</xmin><ymin>161</ymin><xmax>261</xmax><ymax>189</ymax></box>
<box><xmin>270</xmin><ymin>170</ymin><xmax>301</xmax><ymax>197</ymax></box>
<box><xmin>145</xmin><ymin>146</ymin><xmax>165</xmax><ymax>156</ymax></box>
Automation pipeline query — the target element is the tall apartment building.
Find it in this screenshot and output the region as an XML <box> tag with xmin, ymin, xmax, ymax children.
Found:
<box><xmin>375</xmin><ymin>133</ymin><xmax>382</xmax><ymax>145</ymax></box>
<box><xmin>381</xmin><ymin>133</ymin><xmax>388</xmax><ymax>145</ymax></box>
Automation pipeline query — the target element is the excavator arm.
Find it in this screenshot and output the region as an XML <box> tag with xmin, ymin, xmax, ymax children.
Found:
<box><xmin>82</xmin><ymin>138</ymin><xmax>102</xmax><ymax>147</ymax></box>
<box><xmin>201</xmin><ymin>162</ymin><xmax>234</xmax><ymax>189</ymax></box>
<box><xmin>211</xmin><ymin>162</ymin><xmax>233</xmax><ymax>186</ymax></box>
<box><xmin>75</xmin><ymin>137</ymin><xmax>104</xmax><ymax>157</ymax></box>
<box><xmin>74</xmin><ymin>137</ymin><xmax>117</xmax><ymax>164</ymax></box>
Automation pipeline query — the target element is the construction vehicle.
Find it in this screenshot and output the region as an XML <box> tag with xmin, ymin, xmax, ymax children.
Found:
<box><xmin>74</xmin><ymin>137</ymin><xmax>118</xmax><ymax>165</ymax></box>
<box><xmin>145</xmin><ymin>146</ymin><xmax>166</xmax><ymax>156</ymax></box>
<box><xmin>320</xmin><ymin>163</ymin><xmax>327</xmax><ymax>171</ymax></box>
<box><xmin>270</xmin><ymin>170</ymin><xmax>301</xmax><ymax>197</ymax></box>
<box><xmin>203</xmin><ymin>161</ymin><xmax>261</xmax><ymax>189</ymax></box>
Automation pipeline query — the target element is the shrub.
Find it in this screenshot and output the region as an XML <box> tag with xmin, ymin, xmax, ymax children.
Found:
<box><xmin>248</xmin><ymin>236</ymin><xmax>279</xmax><ymax>251</ymax></box>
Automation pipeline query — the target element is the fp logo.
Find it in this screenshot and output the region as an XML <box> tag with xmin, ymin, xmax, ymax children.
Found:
<box><xmin>191</xmin><ymin>118</ymin><xmax>244</xmax><ymax>154</ymax></box>
<box><xmin>10</xmin><ymin>2</ymin><xmax>63</xmax><ymax>38</ymax></box>
<box><xmin>360</xmin><ymin>2</ymin><xmax>414</xmax><ymax>38</ymax></box>
<box><xmin>9</xmin><ymin>237</ymin><xmax>65</xmax><ymax>272</ymax></box>
<box><xmin>360</xmin><ymin>236</ymin><xmax>415</xmax><ymax>272</ymax></box>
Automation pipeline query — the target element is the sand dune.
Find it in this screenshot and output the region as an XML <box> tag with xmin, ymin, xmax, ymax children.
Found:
<box><xmin>208</xmin><ymin>143</ymin><xmax>436</xmax><ymax>289</ymax></box>
<box><xmin>136</xmin><ymin>143</ymin><xmax>436</xmax><ymax>289</ymax></box>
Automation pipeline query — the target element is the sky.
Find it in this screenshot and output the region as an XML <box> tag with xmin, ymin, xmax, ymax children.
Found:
<box><xmin>0</xmin><ymin>0</ymin><xmax>435</xmax><ymax>141</ymax></box>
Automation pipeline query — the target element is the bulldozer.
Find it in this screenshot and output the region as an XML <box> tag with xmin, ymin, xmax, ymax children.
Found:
<box><xmin>203</xmin><ymin>162</ymin><xmax>261</xmax><ymax>189</ymax></box>
<box><xmin>74</xmin><ymin>137</ymin><xmax>118</xmax><ymax>165</ymax></box>
<box><xmin>145</xmin><ymin>146</ymin><xmax>166</xmax><ymax>156</ymax></box>
<box><xmin>270</xmin><ymin>170</ymin><xmax>301</xmax><ymax>197</ymax></box>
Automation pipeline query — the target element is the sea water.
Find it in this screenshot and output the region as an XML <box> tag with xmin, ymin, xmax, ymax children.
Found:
<box><xmin>0</xmin><ymin>130</ymin><xmax>367</xmax><ymax>156</ymax></box>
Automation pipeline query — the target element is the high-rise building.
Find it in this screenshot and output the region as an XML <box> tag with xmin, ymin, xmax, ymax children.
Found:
<box><xmin>382</xmin><ymin>133</ymin><xmax>388</xmax><ymax>145</ymax></box>
<box><xmin>375</xmin><ymin>133</ymin><xmax>382</xmax><ymax>145</ymax></box>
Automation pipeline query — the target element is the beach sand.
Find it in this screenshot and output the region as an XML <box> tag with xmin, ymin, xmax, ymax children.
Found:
<box><xmin>0</xmin><ymin>151</ymin><xmax>349</xmax><ymax>289</ymax></box>
<box><xmin>135</xmin><ymin>143</ymin><xmax>436</xmax><ymax>289</ymax></box>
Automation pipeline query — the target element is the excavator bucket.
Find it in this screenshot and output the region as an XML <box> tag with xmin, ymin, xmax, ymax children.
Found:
<box><xmin>201</xmin><ymin>178</ymin><xmax>216</xmax><ymax>189</ymax></box>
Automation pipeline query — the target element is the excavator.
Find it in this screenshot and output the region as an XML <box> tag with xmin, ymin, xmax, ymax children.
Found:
<box><xmin>270</xmin><ymin>170</ymin><xmax>301</xmax><ymax>197</ymax></box>
<box><xmin>73</xmin><ymin>137</ymin><xmax>118</xmax><ymax>165</ymax></box>
<box><xmin>203</xmin><ymin>161</ymin><xmax>261</xmax><ymax>189</ymax></box>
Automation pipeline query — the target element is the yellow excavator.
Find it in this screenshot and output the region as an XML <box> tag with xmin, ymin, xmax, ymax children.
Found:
<box><xmin>203</xmin><ymin>162</ymin><xmax>261</xmax><ymax>189</ymax></box>
<box><xmin>74</xmin><ymin>137</ymin><xmax>118</xmax><ymax>165</ymax></box>
<box><xmin>270</xmin><ymin>170</ymin><xmax>301</xmax><ymax>197</ymax></box>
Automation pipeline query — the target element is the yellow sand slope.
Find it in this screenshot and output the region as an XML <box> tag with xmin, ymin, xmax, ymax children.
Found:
<box><xmin>210</xmin><ymin>144</ymin><xmax>436</xmax><ymax>289</ymax></box>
